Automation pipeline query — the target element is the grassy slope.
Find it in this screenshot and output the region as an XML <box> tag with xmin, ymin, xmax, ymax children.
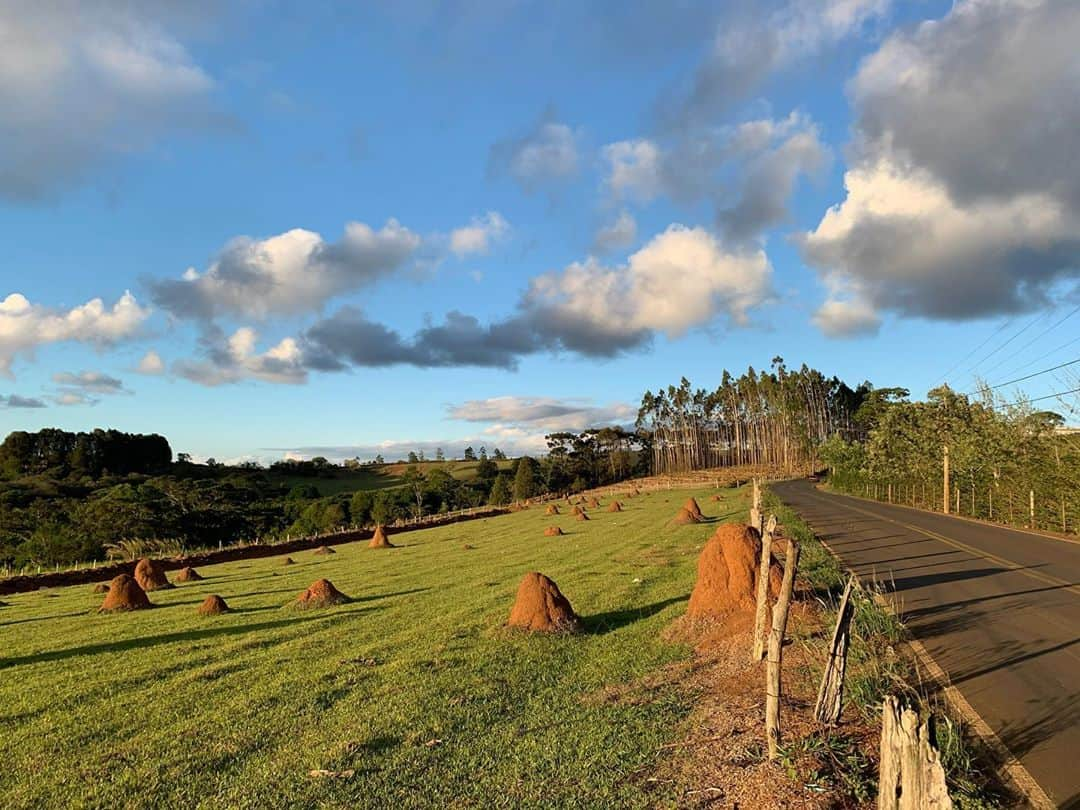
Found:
<box><xmin>271</xmin><ymin>460</ymin><xmax>514</xmax><ymax>496</ymax></box>
<box><xmin>0</xmin><ymin>487</ymin><xmax>742</xmax><ymax>809</ymax></box>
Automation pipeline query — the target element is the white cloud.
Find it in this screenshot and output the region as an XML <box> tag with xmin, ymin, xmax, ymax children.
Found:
<box><xmin>489</xmin><ymin>113</ymin><xmax>580</xmax><ymax>192</ymax></box>
<box><xmin>0</xmin><ymin>2</ymin><xmax>219</xmax><ymax>200</ymax></box>
<box><xmin>450</xmin><ymin>211</ymin><xmax>509</xmax><ymax>257</ymax></box>
<box><xmin>447</xmin><ymin>396</ymin><xmax>635</xmax><ymax>431</ymax></box>
<box><xmin>150</xmin><ymin>219</ymin><xmax>422</xmax><ymax>320</ymax></box>
<box><xmin>525</xmin><ymin>224</ymin><xmax>771</xmax><ymax>352</ymax></box>
<box><xmin>174</xmin><ymin>327</ymin><xmax>307</xmax><ymax>386</ymax></box>
<box><xmin>602</xmin><ymin>139</ymin><xmax>663</xmax><ymax>202</ymax></box>
<box><xmin>593</xmin><ymin>210</ymin><xmax>638</xmax><ymax>253</ymax></box>
<box><xmin>802</xmin><ymin>0</ymin><xmax>1080</xmax><ymax>325</ymax></box>
<box><xmin>0</xmin><ymin>291</ymin><xmax>150</xmax><ymax>375</ymax></box>
<box><xmin>136</xmin><ymin>349</ymin><xmax>165</xmax><ymax>375</ymax></box>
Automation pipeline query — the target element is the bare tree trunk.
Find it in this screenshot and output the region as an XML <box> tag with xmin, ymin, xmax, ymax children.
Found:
<box><xmin>814</xmin><ymin>575</ymin><xmax>856</xmax><ymax>724</ymax></box>
<box><xmin>765</xmin><ymin>539</ymin><xmax>800</xmax><ymax>760</ymax></box>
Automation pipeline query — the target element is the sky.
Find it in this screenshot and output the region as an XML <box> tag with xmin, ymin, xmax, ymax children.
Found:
<box><xmin>2</xmin><ymin>0</ymin><xmax>1079</xmax><ymax>463</ymax></box>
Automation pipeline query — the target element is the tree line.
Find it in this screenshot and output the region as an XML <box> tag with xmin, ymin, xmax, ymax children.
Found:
<box><xmin>637</xmin><ymin>359</ymin><xmax>870</xmax><ymax>475</ymax></box>
<box><xmin>0</xmin><ymin>429</ymin><xmax>172</xmax><ymax>479</ymax></box>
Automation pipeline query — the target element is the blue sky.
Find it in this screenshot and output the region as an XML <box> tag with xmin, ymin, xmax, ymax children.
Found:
<box><xmin>2</xmin><ymin>0</ymin><xmax>1079</xmax><ymax>462</ymax></box>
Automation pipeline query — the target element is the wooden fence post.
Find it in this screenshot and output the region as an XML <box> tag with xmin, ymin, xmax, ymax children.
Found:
<box><xmin>750</xmin><ymin>477</ymin><xmax>763</xmax><ymax>534</ymax></box>
<box><xmin>752</xmin><ymin>514</ymin><xmax>777</xmax><ymax>662</ymax></box>
<box><xmin>765</xmin><ymin>539</ymin><xmax>800</xmax><ymax>760</ymax></box>
<box><xmin>814</xmin><ymin>575</ymin><xmax>856</xmax><ymax>725</ymax></box>
<box><xmin>1029</xmin><ymin>489</ymin><xmax>1035</xmax><ymax>528</ymax></box>
<box><xmin>878</xmin><ymin>695</ymin><xmax>953</xmax><ymax>810</ymax></box>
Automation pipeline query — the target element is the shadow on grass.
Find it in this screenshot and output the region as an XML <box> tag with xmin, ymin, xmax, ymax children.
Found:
<box><xmin>581</xmin><ymin>595</ymin><xmax>689</xmax><ymax>635</ymax></box>
<box><xmin>0</xmin><ymin>606</ymin><xmax>382</xmax><ymax>670</ymax></box>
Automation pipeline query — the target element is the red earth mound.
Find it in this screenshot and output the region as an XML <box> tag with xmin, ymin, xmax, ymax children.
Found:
<box><xmin>545</xmin><ymin>504</ymin><xmax>560</xmax><ymax>516</ymax></box>
<box><xmin>134</xmin><ymin>557</ymin><xmax>173</xmax><ymax>591</ymax></box>
<box><xmin>293</xmin><ymin>578</ymin><xmax>350</xmax><ymax>609</ymax></box>
<box><xmin>507</xmin><ymin>572</ymin><xmax>580</xmax><ymax>633</ymax></box>
<box><xmin>369</xmin><ymin>525</ymin><xmax>395</xmax><ymax>549</ymax></box>
<box><xmin>671</xmin><ymin>507</ymin><xmax>701</xmax><ymax>525</ymax></box>
<box><xmin>607</xmin><ymin>501</ymin><xmax>623</xmax><ymax>513</ymax></box>
<box><xmin>175</xmin><ymin>566</ymin><xmax>203</xmax><ymax>582</ymax></box>
<box><xmin>543</xmin><ymin>526</ymin><xmax>564</xmax><ymax>537</ymax></box>
<box><xmin>587</xmin><ymin>497</ymin><xmax>600</xmax><ymax>509</ymax></box>
<box><xmin>570</xmin><ymin>505</ymin><xmax>584</xmax><ymax>516</ymax></box>
<box><xmin>99</xmin><ymin>573</ymin><xmax>152</xmax><ymax>612</ymax></box>
<box><xmin>683</xmin><ymin>497</ymin><xmax>704</xmax><ymax>519</ymax></box>
<box><xmin>576</xmin><ymin>512</ymin><xmax>590</xmax><ymax>521</ymax></box>
<box><xmin>710</xmin><ymin>494</ymin><xmax>723</xmax><ymax>502</ymax></box>
<box><xmin>463</xmin><ymin>544</ymin><xmax>476</xmax><ymax>550</ymax></box>
<box><xmin>92</xmin><ymin>583</ymin><xmax>109</xmax><ymax>594</ymax></box>
<box><xmin>687</xmin><ymin>524</ymin><xmax>783</xmax><ymax>619</ymax></box>
<box><xmin>312</xmin><ymin>545</ymin><xmax>336</xmax><ymax>556</ymax></box>
<box><xmin>283</xmin><ymin>557</ymin><xmax>296</xmax><ymax>565</ymax></box>
<box><xmin>197</xmin><ymin>594</ymin><xmax>230</xmax><ymax>615</ymax></box>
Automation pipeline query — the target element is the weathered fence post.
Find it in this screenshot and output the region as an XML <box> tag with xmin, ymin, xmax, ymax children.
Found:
<box><xmin>814</xmin><ymin>574</ymin><xmax>856</xmax><ymax>724</ymax></box>
<box><xmin>878</xmin><ymin>696</ymin><xmax>953</xmax><ymax>810</ymax></box>
<box><xmin>752</xmin><ymin>514</ymin><xmax>777</xmax><ymax>661</ymax></box>
<box><xmin>765</xmin><ymin>539</ymin><xmax>800</xmax><ymax>760</ymax></box>
<box><xmin>750</xmin><ymin>478</ymin><xmax>763</xmax><ymax>534</ymax></box>
<box><xmin>1029</xmin><ymin>489</ymin><xmax>1035</xmax><ymax>528</ymax></box>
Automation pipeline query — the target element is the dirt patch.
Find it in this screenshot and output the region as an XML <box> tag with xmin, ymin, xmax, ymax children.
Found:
<box><xmin>368</xmin><ymin>526</ymin><xmax>395</xmax><ymax>549</ymax></box>
<box><xmin>99</xmin><ymin>573</ymin><xmax>152</xmax><ymax>612</ymax></box>
<box><xmin>283</xmin><ymin>557</ymin><xmax>296</xmax><ymax>565</ymax></box>
<box><xmin>649</xmin><ymin>617</ymin><xmax>854</xmax><ymax>808</ymax></box>
<box><xmin>544</xmin><ymin>526</ymin><xmax>564</xmax><ymax>537</ymax></box>
<box><xmin>91</xmin><ymin>583</ymin><xmax>109</xmax><ymax>594</ymax></box>
<box><xmin>462</xmin><ymin>544</ymin><xmax>476</xmax><ymax>550</ymax></box>
<box><xmin>671</xmin><ymin>507</ymin><xmax>701</xmax><ymax>525</ymax></box>
<box><xmin>607</xmin><ymin>501</ymin><xmax>623</xmax><ymax>513</ymax></box>
<box><xmin>175</xmin><ymin>567</ymin><xmax>203</xmax><ymax>582</ymax></box>
<box><xmin>709</xmin><ymin>494</ymin><xmax>723</xmax><ymax>502</ymax></box>
<box><xmin>312</xmin><ymin>545</ymin><xmax>336</xmax><ymax>556</ymax></box>
<box><xmin>545</xmin><ymin>504</ymin><xmax>560</xmax><ymax>516</ymax></box>
<box><xmin>687</xmin><ymin>524</ymin><xmax>782</xmax><ymax>619</ymax></box>
<box><xmin>134</xmin><ymin>557</ymin><xmax>174</xmax><ymax>591</ymax></box>
<box><xmin>292</xmin><ymin>579</ymin><xmax>350</xmax><ymax>609</ymax></box>
<box><xmin>197</xmin><ymin>594</ymin><xmax>230</xmax><ymax>615</ymax></box>
<box><xmin>507</xmin><ymin>572</ymin><xmax>580</xmax><ymax>633</ymax></box>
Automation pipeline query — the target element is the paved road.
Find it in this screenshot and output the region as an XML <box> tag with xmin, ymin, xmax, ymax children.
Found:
<box><xmin>773</xmin><ymin>480</ymin><xmax>1080</xmax><ymax>809</ymax></box>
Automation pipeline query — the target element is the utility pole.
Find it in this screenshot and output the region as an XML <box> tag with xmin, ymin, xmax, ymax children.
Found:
<box><xmin>942</xmin><ymin>444</ymin><xmax>950</xmax><ymax>515</ymax></box>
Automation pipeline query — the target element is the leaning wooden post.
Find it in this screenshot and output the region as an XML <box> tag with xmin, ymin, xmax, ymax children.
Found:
<box><xmin>814</xmin><ymin>574</ymin><xmax>856</xmax><ymax>724</ymax></box>
<box><xmin>878</xmin><ymin>696</ymin><xmax>953</xmax><ymax>810</ymax></box>
<box><xmin>765</xmin><ymin>538</ymin><xmax>800</xmax><ymax>760</ymax></box>
<box><xmin>752</xmin><ymin>514</ymin><xmax>777</xmax><ymax>661</ymax></box>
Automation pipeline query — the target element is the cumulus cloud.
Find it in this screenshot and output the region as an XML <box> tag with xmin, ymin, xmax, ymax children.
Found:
<box><xmin>601</xmin><ymin>114</ymin><xmax>827</xmax><ymax>243</ymax></box>
<box><xmin>802</xmin><ymin>0</ymin><xmax>1080</xmax><ymax>328</ymax></box>
<box><xmin>174</xmin><ymin>326</ymin><xmax>307</xmax><ymax>386</ymax></box>
<box><xmin>175</xmin><ymin>223</ymin><xmax>770</xmax><ymax>384</ymax></box>
<box><xmin>0</xmin><ymin>291</ymin><xmax>150</xmax><ymax>375</ymax></box>
<box><xmin>136</xmin><ymin>349</ymin><xmax>165</xmax><ymax>375</ymax></box>
<box><xmin>0</xmin><ymin>1</ymin><xmax>221</xmax><ymax>200</ymax></box>
<box><xmin>446</xmin><ymin>396</ymin><xmax>635</xmax><ymax>431</ymax></box>
<box><xmin>149</xmin><ymin>219</ymin><xmax>422</xmax><ymax>320</ymax></box>
<box><xmin>0</xmin><ymin>394</ymin><xmax>46</xmax><ymax>409</ymax></box>
<box><xmin>449</xmin><ymin>211</ymin><xmax>510</xmax><ymax>257</ymax></box>
<box><xmin>52</xmin><ymin>370</ymin><xmax>129</xmax><ymax>395</ymax></box>
<box><xmin>659</xmin><ymin>0</ymin><xmax>890</xmax><ymax>127</ymax></box>
<box><xmin>488</xmin><ymin>111</ymin><xmax>580</xmax><ymax>192</ymax></box>
<box><xmin>593</xmin><ymin>210</ymin><xmax>638</xmax><ymax>253</ymax></box>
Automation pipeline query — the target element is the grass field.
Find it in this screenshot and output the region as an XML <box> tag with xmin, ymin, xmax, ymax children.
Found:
<box><xmin>0</xmin><ymin>486</ymin><xmax>743</xmax><ymax>809</ymax></box>
<box><xmin>271</xmin><ymin>459</ymin><xmax>515</xmax><ymax>496</ymax></box>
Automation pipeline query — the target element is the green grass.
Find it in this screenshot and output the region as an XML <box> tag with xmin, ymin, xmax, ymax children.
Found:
<box><xmin>0</xmin><ymin>487</ymin><xmax>742</xmax><ymax>809</ymax></box>
<box><xmin>272</xmin><ymin>459</ymin><xmax>515</xmax><ymax>496</ymax></box>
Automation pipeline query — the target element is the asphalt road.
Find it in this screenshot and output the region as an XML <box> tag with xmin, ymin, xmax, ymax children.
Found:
<box><xmin>772</xmin><ymin>480</ymin><xmax>1080</xmax><ymax>809</ymax></box>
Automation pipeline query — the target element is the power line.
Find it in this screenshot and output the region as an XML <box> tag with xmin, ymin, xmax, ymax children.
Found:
<box><xmin>985</xmin><ymin>356</ymin><xmax>1080</xmax><ymax>390</ymax></box>
<box><xmin>963</xmin><ymin>310</ymin><xmax>1054</xmax><ymax>381</ymax></box>
<box><xmin>987</xmin><ymin>332</ymin><xmax>1080</xmax><ymax>385</ymax></box>
<box><xmin>1005</xmin><ymin>385</ymin><xmax>1080</xmax><ymax>407</ymax></box>
<box><xmin>979</xmin><ymin>303</ymin><xmax>1080</xmax><ymax>378</ymax></box>
<box><xmin>935</xmin><ymin>318</ymin><xmax>1014</xmax><ymax>385</ymax></box>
